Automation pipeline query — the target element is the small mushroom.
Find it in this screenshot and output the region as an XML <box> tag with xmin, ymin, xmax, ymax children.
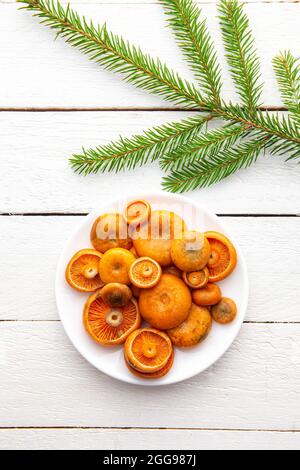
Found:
<box><xmin>183</xmin><ymin>267</ymin><xmax>209</xmax><ymax>289</ymax></box>
<box><xmin>192</xmin><ymin>283</ymin><xmax>222</xmax><ymax>306</ymax></box>
<box><xmin>212</xmin><ymin>297</ymin><xmax>237</xmax><ymax>324</ymax></box>
<box><xmin>129</xmin><ymin>256</ymin><xmax>162</xmax><ymax>288</ymax></box>
<box><xmin>100</xmin><ymin>283</ymin><xmax>132</xmax><ymax>308</ymax></box>
<box><xmin>123</xmin><ymin>199</ymin><xmax>151</xmax><ymax>226</ymax></box>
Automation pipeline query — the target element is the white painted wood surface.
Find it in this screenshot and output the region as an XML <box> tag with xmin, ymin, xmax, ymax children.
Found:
<box><xmin>0</xmin><ymin>323</ymin><xmax>299</xmax><ymax>428</ymax></box>
<box><xmin>1</xmin><ymin>0</ymin><xmax>300</xmax><ymax>450</ymax></box>
<box><xmin>1</xmin><ymin>429</ymin><xmax>299</xmax><ymax>450</ymax></box>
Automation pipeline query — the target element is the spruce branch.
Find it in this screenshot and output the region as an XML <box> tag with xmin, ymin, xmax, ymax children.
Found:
<box><xmin>160</xmin><ymin>0</ymin><xmax>222</xmax><ymax>104</ymax></box>
<box><xmin>218</xmin><ymin>0</ymin><xmax>263</xmax><ymax>112</ymax></box>
<box><xmin>70</xmin><ymin>115</ymin><xmax>211</xmax><ymax>174</ymax></box>
<box><xmin>20</xmin><ymin>0</ymin><xmax>300</xmax><ymax>191</ymax></box>
<box><xmin>273</xmin><ymin>51</ymin><xmax>300</xmax><ymax>121</ymax></box>
<box><xmin>160</xmin><ymin>123</ymin><xmax>248</xmax><ymax>171</ymax></box>
<box><xmin>162</xmin><ymin>137</ymin><xmax>266</xmax><ymax>193</ymax></box>
<box><xmin>19</xmin><ymin>0</ymin><xmax>205</xmax><ymax>108</ymax></box>
<box><xmin>212</xmin><ymin>103</ymin><xmax>300</xmax><ymax>162</ymax></box>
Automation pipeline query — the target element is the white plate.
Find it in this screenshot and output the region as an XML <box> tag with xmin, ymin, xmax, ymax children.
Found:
<box><xmin>55</xmin><ymin>192</ymin><xmax>249</xmax><ymax>386</ymax></box>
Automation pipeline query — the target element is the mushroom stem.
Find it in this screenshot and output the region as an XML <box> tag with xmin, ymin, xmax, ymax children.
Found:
<box><xmin>82</xmin><ymin>263</ymin><xmax>98</xmax><ymax>279</ymax></box>
<box><xmin>142</xmin><ymin>266</ymin><xmax>153</xmax><ymax>278</ymax></box>
<box><xmin>142</xmin><ymin>342</ymin><xmax>157</xmax><ymax>358</ymax></box>
<box><xmin>105</xmin><ymin>309</ymin><xmax>123</xmax><ymax>328</ymax></box>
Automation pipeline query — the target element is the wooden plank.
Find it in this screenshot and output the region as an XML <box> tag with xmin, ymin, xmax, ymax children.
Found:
<box><xmin>2</xmin><ymin>111</ymin><xmax>300</xmax><ymax>213</ymax></box>
<box><xmin>0</xmin><ymin>428</ymin><xmax>299</xmax><ymax>450</ymax></box>
<box><xmin>0</xmin><ymin>322</ymin><xmax>299</xmax><ymax>428</ymax></box>
<box><xmin>1</xmin><ymin>215</ymin><xmax>299</xmax><ymax>322</ymax></box>
<box><xmin>2</xmin><ymin>3</ymin><xmax>300</xmax><ymax>108</ymax></box>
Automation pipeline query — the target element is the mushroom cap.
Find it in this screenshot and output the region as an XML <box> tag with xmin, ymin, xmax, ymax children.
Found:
<box><xmin>192</xmin><ymin>283</ymin><xmax>222</xmax><ymax>306</ymax></box>
<box><xmin>139</xmin><ymin>274</ymin><xmax>192</xmax><ymax>329</ymax></box>
<box><xmin>90</xmin><ymin>213</ymin><xmax>132</xmax><ymax>253</ymax></box>
<box><xmin>124</xmin><ymin>327</ymin><xmax>173</xmax><ymax>373</ymax></box>
<box><xmin>171</xmin><ymin>231</ymin><xmax>211</xmax><ymax>272</ymax></box>
<box><xmin>123</xmin><ymin>199</ymin><xmax>151</xmax><ymax>226</ymax></box>
<box><xmin>183</xmin><ymin>267</ymin><xmax>209</xmax><ymax>289</ymax></box>
<box><xmin>125</xmin><ymin>349</ymin><xmax>174</xmax><ymax>379</ymax></box>
<box><xmin>205</xmin><ymin>231</ymin><xmax>237</xmax><ymax>282</ymax></box>
<box><xmin>100</xmin><ymin>283</ymin><xmax>132</xmax><ymax>308</ymax></box>
<box><xmin>99</xmin><ymin>247</ymin><xmax>136</xmax><ymax>285</ymax></box>
<box><xmin>132</xmin><ymin>210</ymin><xmax>187</xmax><ymax>267</ymax></box>
<box><xmin>129</xmin><ymin>256</ymin><xmax>162</xmax><ymax>288</ymax></box>
<box><xmin>168</xmin><ymin>304</ymin><xmax>212</xmax><ymax>347</ymax></box>
<box><xmin>83</xmin><ymin>293</ymin><xmax>141</xmax><ymax>345</ymax></box>
<box><xmin>212</xmin><ymin>297</ymin><xmax>237</xmax><ymax>324</ymax></box>
<box><xmin>65</xmin><ymin>249</ymin><xmax>103</xmax><ymax>292</ymax></box>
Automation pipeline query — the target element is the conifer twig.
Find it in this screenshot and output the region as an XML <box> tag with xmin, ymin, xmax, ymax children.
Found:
<box><xmin>273</xmin><ymin>51</ymin><xmax>300</xmax><ymax>123</ymax></box>
<box><xmin>160</xmin><ymin>0</ymin><xmax>222</xmax><ymax>104</ymax></box>
<box><xmin>218</xmin><ymin>0</ymin><xmax>263</xmax><ymax>112</ymax></box>
<box><xmin>19</xmin><ymin>0</ymin><xmax>300</xmax><ymax>192</ymax></box>
<box><xmin>160</xmin><ymin>123</ymin><xmax>248</xmax><ymax>170</ymax></box>
<box><xmin>162</xmin><ymin>137</ymin><xmax>266</xmax><ymax>192</ymax></box>
<box><xmin>70</xmin><ymin>114</ymin><xmax>211</xmax><ymax>174</ymax></box>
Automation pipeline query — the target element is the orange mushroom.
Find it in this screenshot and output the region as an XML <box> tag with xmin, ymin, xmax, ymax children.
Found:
<box><xmin>138</xmin><ymin>274</ymin><xmax>192</xmax><ymax>329</ymax></box>
<box><xmin>91</xmin><ymin>213</ymin><xmax>132</xmax><ymax>253</ymax></box>
<box><xmin>168</xmin><ymin>304</ymin><xmax>212</xmax><ymax>347</ymax></box>
<box><xmin>83</xmin><ymin>292</ymin><xmax>141</xmax><ymax>345</ymax></box>
<box><xmin>133</xmin><ymin>210</ymin><xmax>187</xmax><ymax>267</ymax></box>
<box><xmin>192</xmin><ymin>283</ymin><xmax>222</xmax><ymax>306</ymax></box>
<box><xmin>123</xmin><ymin>199</ymin><xmax>151</xmax><ymax>226</ymax></box>
<box><xmin>205</xmin><ymin>231</ymin><xmax>237</xmax><ymax>282</ymax></box>
<box><xmin>129</xmin><ymin>257</ymin><xmax>162</xmax><ymax>289</ymax></box>
<box><xmin>171</xmin><ymin>230</ymin><xmax>211</xmax><ymax>272</ymax></box>
<box><xmin>124</xmin><ymin>328</ymin><xmax>173</xmax><ymax>373</ymax></box>
<box><xmin>212</xmin><ymin>297</ymin><xmax>237</xmax><ymax>324</ymax></box>
<box><xmin>99</xmin><ymin>248</ymin><xmax>136</xmax><ymax>285</ymax></box>
<box><xmin>125</xmin><ymin>349</ymin><xmax>174</xmax><ymax>379</ymax></box>
<box><xmin>183</xmin><ymin>267</ymin><xmax>209</xmax><ymax>289</ymax></box>
<box><xmin>65</xmin><ymin>249</ymin><xmax>103</xmax><ymax>292</ymax></box>
<box><xmin>100</xmin><ymin>283</ymin><xmax>132</xmax><ymax>308</ymax></box>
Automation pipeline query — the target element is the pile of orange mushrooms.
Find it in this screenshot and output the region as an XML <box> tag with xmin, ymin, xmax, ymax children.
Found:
<box><xmin>65</xmin><ymin>200</ymin><xmax>238</xmax><ymax>379</ymax></box>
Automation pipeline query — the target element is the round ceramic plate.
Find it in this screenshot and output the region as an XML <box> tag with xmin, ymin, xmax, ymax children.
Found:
<box><xmin>56</xmin><ymin>193</ymin><xmax>249</xmax><ymax>386</ymax></box>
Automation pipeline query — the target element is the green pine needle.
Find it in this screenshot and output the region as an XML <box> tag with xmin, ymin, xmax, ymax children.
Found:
<box><xmin>160</xmin><ymin>123</ymin><xmax>248</xmax><ymax>171</ymax></box>
<box><xmin>162</xmin><ymin>138</ymin><xmax>266</xmax><ymax>193</ymax></box>
<box><xmin>218</xmin><ymin>0</ymin><xmax>263</xmax><ymax>112</ymax></box>
<box><xmin>273</xmin><ymin>51</ymin><xmax>300</xmax><ymax>122</ymax></box>
<box><xmin>19</xmin><ymin>0</ymin><xmax>300</xmax><ymax>192</ymax></box>
<box><xmin>219</xmin><ymin>104</ymin><xmax>300</xmax><ymax>146</ymax></box>
<box><xmin>70</xmin><ymin>115</ymin><xmax>211</xmax><ymax>174</ymax></box>
<box><xmin>160</xmin><ymin>0</ymin><xmax>222</xmax><ymax>104</ymax></box>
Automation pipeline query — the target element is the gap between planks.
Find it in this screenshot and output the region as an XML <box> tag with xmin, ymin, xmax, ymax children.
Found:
<box><xmin>0</xmin><ymin>426</ymin><xmax>299</xmax><ymax>433</ymax></box>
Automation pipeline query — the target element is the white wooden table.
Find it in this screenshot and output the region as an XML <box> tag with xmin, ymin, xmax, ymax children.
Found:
<box><xmin>1</xmin><ymin>0</ymin><xmax>300</xmax><ymax>450</ymax></box>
